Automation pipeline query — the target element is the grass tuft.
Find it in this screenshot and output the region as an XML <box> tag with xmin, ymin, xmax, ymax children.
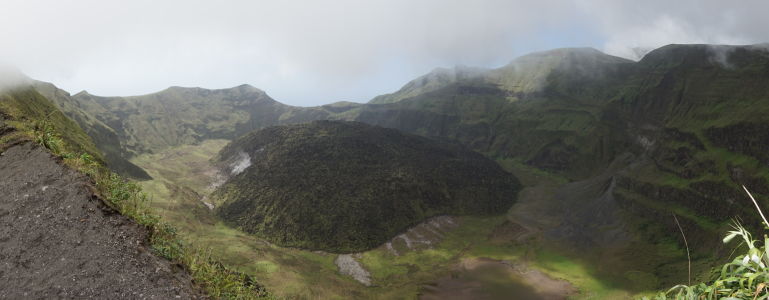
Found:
<box><xmin>647</xmin><ymin>187</ymin><xmax>769</xmax><ymax>300</ymax></box>
<box><xmin>1</xmin><ymin>94</ymin><xmax>271</xmax><ymax>300</ymax></box>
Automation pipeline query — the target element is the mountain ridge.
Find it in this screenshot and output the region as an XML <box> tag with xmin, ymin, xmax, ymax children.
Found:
<box><xmin>369</xmin><ymin>47</ymin><xmax>634</xmax><ymax>104</ymax></box>
<box><xmin>20</xmin><ymin>42</ymin><xmax>769</xmax><ymax>291</ymax></box>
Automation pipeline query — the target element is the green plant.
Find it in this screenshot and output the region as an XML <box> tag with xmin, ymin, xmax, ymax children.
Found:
<box><xmin>0</xmin><ymin>99</ymin><xmax>270</xmax><ymax>299</ymax></box>
<box><xmin>33</xmin><ymin>117</ymin><xmax>63</xmax><ymax>154</ymax></box>
<box><xmin>647</xmin><ymin>187</ymin><xmax>769</xmax><ymax>300</ymax></box>
<box><xmin>70</xmin><ymin>153</ymin><xmax>271</xmax><ymax>299</ymax></box>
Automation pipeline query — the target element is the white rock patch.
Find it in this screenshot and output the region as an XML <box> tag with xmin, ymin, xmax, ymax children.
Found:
<box><xmin>383</xmin><ymin>216</ymin><xmax>459</xmax><ymax>256</ymax></box>
<box><xmin>200</xmin><ymin>199</ymin><xmax>215</xmax><ymax>210</ymax></box>
<box><xmin>229</xmin><ymin>151</ymin><xmax>252</xmax><ymax>175</ymax></box>
<box><xmin>335</xmin><ymin>254</ymin><xmax>371</xmax><ymax>286</ymax></box>
<box><xmin>385</xmin><ymin>242</ymin><xmax>398</xmax><ymax>256</ymax></box>
<box><xmin>398</xmin><ymin>234</ymin><xmax>413</xmax><ymax>249</ymax></box>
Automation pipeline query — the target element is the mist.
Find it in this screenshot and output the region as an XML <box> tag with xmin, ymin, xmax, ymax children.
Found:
<box><xmin>1</xmin><ymin>0</ymin><xmax>768</xmax><ymax>105</ymax></box>
<box><xmin>0</xmin><ymin>65</ymin><xmax>31</xmax><ymax>91</ymax></box>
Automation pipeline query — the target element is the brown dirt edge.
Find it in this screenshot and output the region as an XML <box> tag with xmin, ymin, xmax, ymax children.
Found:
<box><xmin>419</xmin><ymin>257</ymin><xmax>576</xmax><ymax>300</ymax></box>
<box><xmin>0</xmin><ymin>143</ymin><xmax>206</xmax><ymax>299</ymax></box>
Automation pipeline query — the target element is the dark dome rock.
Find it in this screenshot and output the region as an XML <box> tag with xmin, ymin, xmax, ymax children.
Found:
<box><xmin>212</xmin><ymin>120</ymin><xmax>521</xmax><ymax>253</ymax></box>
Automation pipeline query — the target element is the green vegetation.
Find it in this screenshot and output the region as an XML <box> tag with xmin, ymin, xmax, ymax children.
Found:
<box><xmin>354</xmin><ymin>50</ymin><xmax>632</xmax><ymax>180</ymax></box>
<box><xmin>649</xmin><ymin>189</ymin><xmax>769</xmax><ymax>299</ymax></box>
<box><xmin>18</xmin><ymin>44</ymin><xmax>769</xmax><ymax>298</ymax></box>
<box><xmin>134</xmin><ymin>140</ymin><xmax>376</xmax><ymax>299</ymax></box>
<box><xmin>65</xmin><ymin>85</ymin><xmax>339</xmax><ymax>157</ymax></box>
<box><xmin>0</xmin><ymin>88</ymin><xmax>270</xmax><ymax>299</ymax></box>
<box><xmin>133</xmin><ymin>140</ymin><xmax>641</xmax><ymax>299</ymax></box>
<box><xmin>32</xmin><ymin>81</ymin><xmax>151</xmax><ymax>179</ymax></box>
<box><xmin>0</xmin><ymin>88</ymin><xmax>103</xmax><ymax>160</ymax></box>
<box><xmin>369</xmin><ymin>48</ymin><xmax>631</xmax><ymax>104</ymax></box>
<box><xmin>213</xmin><ymin>120</ymin><xmax>521</xmax><ymax>252</ymax></box>
<box><xmin>67</xmin><ymin>147</ymin><xmax>270</xmax><ymax>299</ymax></box>
<box><xmin>352</xmin><ymin>45</ymin><xmax>769</xmax><ymax>293</ymax></box>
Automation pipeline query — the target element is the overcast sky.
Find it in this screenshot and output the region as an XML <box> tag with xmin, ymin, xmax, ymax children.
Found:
<box><xmin>1</xmin><ymin>0</ymin><xmax>768</xmax><ymax>106</ymax></box>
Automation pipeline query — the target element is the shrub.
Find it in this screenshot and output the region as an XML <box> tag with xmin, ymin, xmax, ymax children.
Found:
<box><xmin>33</xmin><ymin>117</ymin><xmax>63</xmax><ymax>155</ymax></box>
<box><xmin>647</xmin><ymin>187</ymin><xmax>769</xmax><ymax>300</ymax></box>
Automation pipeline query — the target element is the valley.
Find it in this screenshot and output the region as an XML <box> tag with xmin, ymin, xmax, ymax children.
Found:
<box><xmin>121</xmin><ymin>45</ymin><xmax>769</xmax><ymax>298</ymax></box>
<box><xmin>5</xmin><ymin>0</ymin><xmax>769</xmax><ymax>298</ymax></box>
<box><xmin>130</xmin><ymin>139</ymin><xmax>637</xmax><ymax>299</ymax></box>
<box><xmin>4</xmin><ymin>43</ymin><xmax>769</xmax><ymax>299</ymax></box>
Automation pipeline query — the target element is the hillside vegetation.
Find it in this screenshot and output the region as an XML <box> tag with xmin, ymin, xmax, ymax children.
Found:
<box><xmin>0</xmin><ymin>87</ymin><xmax>103</xmax><ymax>160</ymax></box>
<box><xmin>33</xmin><ymin>81</ymin><xmax>151</xmax><ymax>179</ymax></box>
<box><xmin>25</xmin><ymin>43</ymin><xmax>769</xmax><ymax>296</ymax></box>
<box><xmin>68</xmin><ymin>85</ymin><xmax>341</xmax><ymax>156</ymax></box>
<box><xmin>0</xmin><ymin>84</ymin><xmax>270</xmax><ymax>299</ymax></box>
<box><xmin>212</xmin><ymin>121</ymin><xmax>521</xmax><ymax>252</ymax></box>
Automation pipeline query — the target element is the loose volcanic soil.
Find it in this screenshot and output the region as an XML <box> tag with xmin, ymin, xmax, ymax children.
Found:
<box><xmin>420</xmin><ymin>258</ymin><xmax>576</xmax><ymax>300</ymax></box>
<box><xmin>0</xmin><ymin>143</ymin><xmax>204</xmax><ymax>299</ymax></box>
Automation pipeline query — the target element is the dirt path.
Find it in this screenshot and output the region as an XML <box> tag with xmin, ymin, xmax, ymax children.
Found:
<box><xmin>0</xmin><ymin>143</ymin><xmax>203</xmax><ymax>299</ymax></box>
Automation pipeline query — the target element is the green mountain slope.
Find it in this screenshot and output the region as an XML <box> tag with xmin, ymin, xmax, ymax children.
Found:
<box><xmin>0</xmin><ymin>79</ymin><xmax>269</xmax><ymax>300</ymax></box>
<box><xmin>32</xmin><ymin>81</ymin><xmax>151</xmax><ymax>179</ymax></box>
<box><xmin>212</xmin><ymin>120</ymin><xmax>521</xmax><ymax>252</ymax></box>
<box><xmin>369</xmin><ymin>65</ymin><xmax>488</xmax><ymax>104</ymax></box>
<box><xmin>25</xmin><ymin>43</ymin><xmax>769</xmax><ymax>292</ymax></box>
<box><xmin>69</xmin><ymin>85</ymin><xmax>323</xmax><ymax>155</ymax></box>
<box><xmin>607</xmin><ymin>44</ymin><xmax>769</xmax><ymax>250</ymax></box>
<box><xmin>0</xmin><ymin>86</ymin><xmax>103</xmax><ymax>160</ymax></box>
<box><xmin>369</xmin><ymin>47</ymin><xmax>632</xmax><ymax>104</ymax></box>
<box><xmin>34</xmin><ymin>82</ymin><xmax>364</xmax><ymax>178</ymax></box>
<box><xmin>353</xmin><ymin>44</ymin><xmax>769</xmax><ymax>266</ymax></box>
<box><xmin>356</xmin><ymin>47</ymin><xmax>635</xmax><ymax>179</ymax></box>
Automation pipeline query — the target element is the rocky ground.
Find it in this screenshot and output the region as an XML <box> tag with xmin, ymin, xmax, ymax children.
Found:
<box><xmin>0</xmin><ymin>143</ymin><xmax>203</xmax><ymax>299</ymax></box>
<box><xmin>334</xmin><ymin>254</ymin><xmax>371</xmax><ymax>286</ymax></box>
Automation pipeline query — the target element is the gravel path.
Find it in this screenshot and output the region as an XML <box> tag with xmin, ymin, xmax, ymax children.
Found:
<box><xmin>0</xmin><ymin>143</ymin><xmax>204</xmax><ymax>299</ymax></box>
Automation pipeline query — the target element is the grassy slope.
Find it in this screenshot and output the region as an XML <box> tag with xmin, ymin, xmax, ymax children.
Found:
<box><xmin>368</xmin><ymin>66</ymin><xmax>488</xmax><ymax>104</ymax></box>
<box><xmin>608</xmin><ymin>45</ymin><xmax>769</xmax><ymax>257</ymax></box>
<box><xmin>37</xmin><ymin>44</ymin><xmax>769</xmax><ymax>297</ymax></box>
<box><xmin>355</xmin><ymin>48</ymin><xmax>635</xmax><ymax>180</ymax></box>
<box><xmin>68</xmin><ymin>85</ymin><xmax>339</xmax><ymax>158</ymax></box>
<box><xmin>133</xmin><ymin>140</ymin><xmax>645</xmax><ymax>299</ymax></box>
<box><xmin>0</xmin><ymin>88</ymin><xmax>269</xmax><ymax>299</ymax></box>
<box><xmin>0</xmin><ymin>87</ymin><xmax>102</xmax><ymax>159</ymax></box>
<box><xmin>501</xmin><ymin>159</ymin><xmax>689</xmax><ymax>298</ymax></box>
<box><xmin>349</xmin><ymin>45</ymin><xmax>769</xmax><ymax>294</ymax></box>
<box><xmin>369</xmin><ymin>48</ymin><xmax>631</xmax><ymax>105</ymax></box>
<box><xmin>133</xmin><ymin>140</ymin><xmax>369</xmax><ymax>299</ymax></box>
<box><xmin>32</xmin><ymin>81</ymin><xmax>151</xmax><ymax>179</ymax></box>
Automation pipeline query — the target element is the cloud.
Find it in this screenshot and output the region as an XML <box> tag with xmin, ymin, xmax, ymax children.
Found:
<box><xmin>0</xmin><ymin>64</ymin><xmax>31</xmax><ymax>91</ymax></box>
<box><xmin>0</xmin><ymin>1</ymin><xmax>768</xmax><ymax>105</ymax></box>
<box><xmin>579</xmin><ymin>0</ymin><xmax>769</xmax><ymax>60</ymax></box>
<box><xmin>0</xmin><ymin>0</ymin><xmax>585</xmax><ymax>104</ymax></box>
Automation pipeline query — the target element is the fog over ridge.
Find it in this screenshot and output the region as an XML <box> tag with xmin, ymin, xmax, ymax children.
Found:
<box><xmin>1</xmin><ymin>0</ymin><xmax>768</xmax><ymax>105</ymax></box>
